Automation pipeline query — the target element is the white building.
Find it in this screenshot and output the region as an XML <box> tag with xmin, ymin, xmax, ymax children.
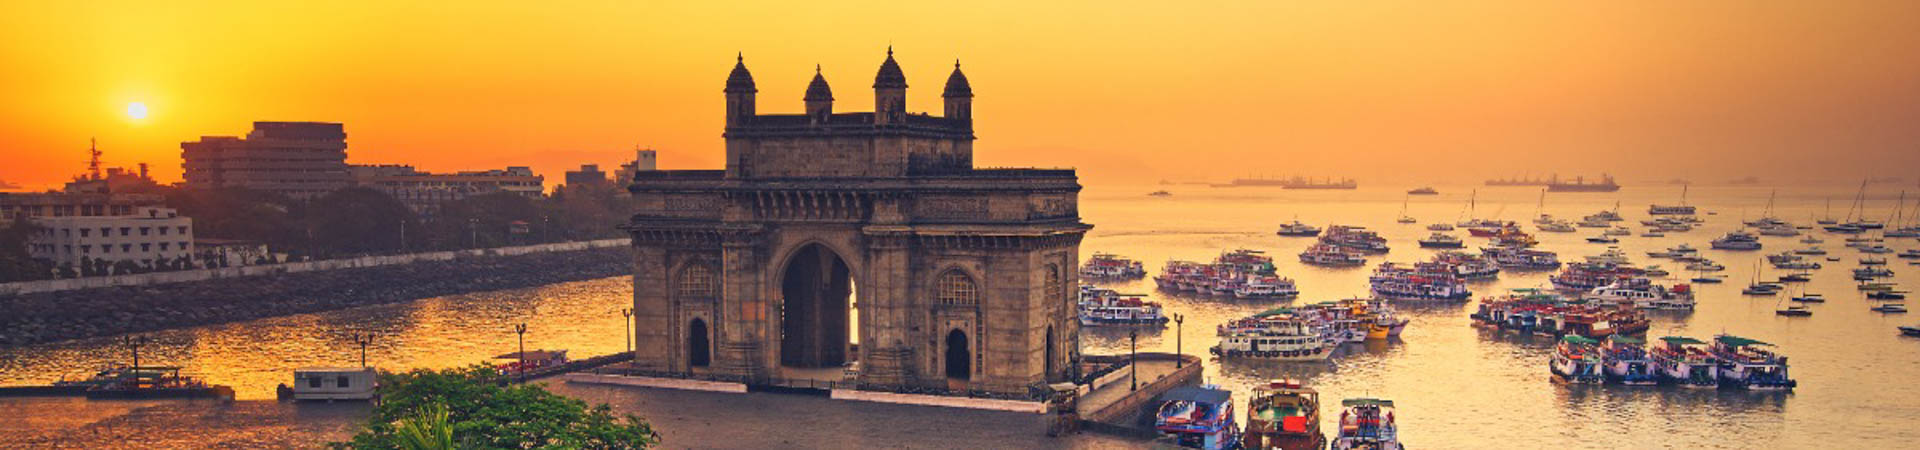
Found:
<box><xmin>26</xmin><ymin>207</ymin><xmax>194</xmax><ymax>272</ymax></box>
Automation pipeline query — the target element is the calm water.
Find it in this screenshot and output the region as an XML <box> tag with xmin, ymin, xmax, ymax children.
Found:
<box><xmin>3</xmin><ymin>181</ymin><xmax>1919</xmax><ymax>448</ymax></box>
<box><xmin>1077</xmin><ymin>182</ymin><xmax>1920</xmax><ymax>449</ymax></box>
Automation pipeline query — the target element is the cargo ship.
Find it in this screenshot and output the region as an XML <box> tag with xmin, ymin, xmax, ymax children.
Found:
<box><xmin>1546</xmin><ymin>174</ymin><xmax>1621</xmax><ymax>192</ymax></box>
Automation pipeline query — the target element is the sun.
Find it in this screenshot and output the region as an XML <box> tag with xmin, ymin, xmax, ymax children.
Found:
<box><xmin>126</xmin><ymin>102</ymin><xmax>149</xmax><ymax>120</ymax></box>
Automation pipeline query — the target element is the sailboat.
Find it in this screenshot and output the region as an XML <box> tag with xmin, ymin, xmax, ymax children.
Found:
<box><xmin>1817</xmin><ymin>197</ymin><xmax>1837</xmax><ymax>225</ymax></box>
<box><xmin>1691</xmin><ymin>265</ymin><xmax>1726</xmax><ymax>284</ymax></box>
<box><xmin>1885</xmin><ymin>191</ymin><xmax>1918</xmax><ymax>238</ymax></box>
<box><xmin>1847</xmin><ymin>179</ymin><xmax>1884</xmax><ymax>230</ymax></box>
<box><xmin>1742</xmin><ymin>262</ymin><xmax>1780</xmax><ymax>295</ymax></box>
<box><xmin>1397</xmin><ymin>194</ymin><xmax>1417</xmax><ymax>224</ymax></box>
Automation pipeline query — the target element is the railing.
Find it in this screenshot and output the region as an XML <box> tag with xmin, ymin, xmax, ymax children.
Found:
<box><xmin>582</xmin><ymin>366</ymin><xmax>1048</xmax><ymax>402</ymax></box>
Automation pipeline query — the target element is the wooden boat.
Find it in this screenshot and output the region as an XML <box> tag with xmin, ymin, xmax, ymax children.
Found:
<box><xmin>1333</xmin><ymin>398</ymin><xmax>1403</xmax><ymax>450</ymax></box>
<box><xmin>1244</xmin><ymin>380</ymin><xmax>1326</xmax><ymax>450</ymax></box>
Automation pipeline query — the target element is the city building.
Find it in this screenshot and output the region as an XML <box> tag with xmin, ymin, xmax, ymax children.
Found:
<box><xmin>626</xmin><ymin>50</ymin><xmax>1089</xmax><ymax>395</ymax></box>
<box><xmin>26</xmin><ymin>206</ymin><xmax>194</xmax><ymax>271</ymax></box>
<box><xmin>614</xmin><ymin>148</ymin><xmax>658</xmax><ymax>184</ymax></box>
<box><xmin>181</xmin><ymin>122</ymin><xmax>351</xmax><ymax>199</ymax></box>
<box><xmin>193</xmin><ymin>238</ymin><xmax>274</xmax><ymax>267</ymax></box>
<box><xmin>564</xmin><ymin>164</ymin><xmax>610</xmax><ymax>187</ymax></box>
<box><xmin>349</xmin><ymin>165</ymin><xmax>544</xmax><ymax>216</ymax></box>
<box><xmin>0</xmin><ymin>141</ymin><xmax>165</xmax><ymax>225</ymax></box>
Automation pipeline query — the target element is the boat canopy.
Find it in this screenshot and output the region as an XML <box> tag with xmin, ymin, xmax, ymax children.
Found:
<box><xmin>1561</xmin><ymin>335</ymin><xmax>1600</xmax><ymax>345</ymax></box>
<box><xmin>1159</xmin><ymin>386</ymin><xmax>1232</xmax><ymax>406</ymax></box>
<box><xmin>1715</xmin><ymin>335</ymin><xmax>1772</xmax><ymax>347</ymax></box>
<box><xmin>1254</xmin><ymin>307</ymin><xmax>1295</xmax><ymax>317</ymax></box>
<box><xmin>1660</xmin><ymin>336</ymin><xmax>1705</xmax><ymax>345</ymax></box>
<box><xmin>1341</xmin><ymin>398</ymin><xmax>1395</xmax><ymax>407</ymax></box>
<box><xmin>1607</xmin><ymin>335</ymin><xmax>1644</xmax><ymax>344</ymax></box>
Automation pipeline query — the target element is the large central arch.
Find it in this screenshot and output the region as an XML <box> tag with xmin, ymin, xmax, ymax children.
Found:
<box><xmin>779</xmin><ymin>243</ymin><xmax>853</xmax><ymax>368</ymax></box>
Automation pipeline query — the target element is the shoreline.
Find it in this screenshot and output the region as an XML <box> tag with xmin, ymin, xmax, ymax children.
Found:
<box><xmin>0</xmin><ymin>245</ymin><xmax>633</xmax><ymax>348</ymax></box>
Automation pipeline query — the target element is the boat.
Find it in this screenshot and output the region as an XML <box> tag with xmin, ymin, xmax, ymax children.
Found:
<box><xmin>494</xmin><ymin>350</ymin><xmax>569</xmax><ymax>375</ymax></box>
<box><xmin>1649</xmin><ymin>185</ymin><xmax>1697</xmax><ymax>215</ymax></box>
<box><xmin>1540</xmin><ymin>221</ymin><xmax>1577</xmax><ymax>233</ymax></box>
<box><xmin>1417</xmin><ymin>232</ymin><xmax>1464</xmax><ymax>249</ymax></box>
<box><xmin>1601</xmin><ymin>335</ymin><xmax>1659</xmax><ymax>385</ymax></box>
<box><xmin>1407</xmin><ymin>187</ymin><xmax>1438</xmax><ymax>195</ymax></box>
<box><xmin>1794</xmin><ymin>246</ymin><xmax>1827</xmax><ymax>255</ymax></box>
<box><xmin>1872</xmin><ymin>304</ymin><xmax>1908</xmax><ymax>313</ymax></box>
<box><xmin>1859</xmin><ymin>282</ymin><xmax>1897</xmax><ymax>292</ymax></box>
<box><xmin>1214</xmin><ymin>311</ymin><xmax>1335</xmax><ymax>361</ymax></box>
<box><xmin>1775</xmin><ymin>305</ymin><xmax>1812</xmax><ymax>317</ymax></box>
<box><xmin>1605</xmin><ymin>227</ymin><xmax>1632</xmax><ymax>236</ymax></box>
<box><xmin>1776</xmin><ymin>272</ymin><xmax>1811</xmax><ymax>283</ymax></box>
<box><xmin>1333</xmin><ymin>398</ymin><xmax>1403</xmax><ymax>450</ymax></box>
<box><xmin>288</xmin><ymin>367</ymin><xmax>378</xmax><ymax>401</ymax></box>
<box><xmin>1586</xmin><ymin>235</ymin><xmax>1618</xmax><ymax>244</ymax></box>
<box><xmin>1396</xmin><ymin>194</ymin><xmax>1417</xmax><ymax>224</ymax></box>
<box><xmin>1690</xmin><ymin>274</ymin><xmax>1725</xmax><ymax>284</ymax></box>
<box><xmin>1482</xmin><ymin>246</ymin><xmax>1561</xmax><ymax>270</ymax></box>
<box><xmin>1550</xmin><ymin>262</ymin><xmax>1640</xmax><ymax>292</ymax></box>
<box><xmin>1426</xmin><ymin>223</ymin><xmax>1454</xmax><ymax>231</ymax></box>
<box><xmin>1585</xmin><ymin>247</ymin><xmax>1631</xmax><ymax>265</ymax></box>
<box><xmin>1243</xmin><ymin>380</ymin><xmax>1326</xmax><ymax>450</ymax></box>
<box><xmin>1652</xmin><ymin>337</ymin><xmax>1719</xmax><ymax>389</ymax></box>
<box><xmin>1149</xmin><ymin>190</ymin><xmax>1173</xmax><ymax>197</ymax></box>
<box><xmin>1081</xmin><ymin>253</ymin><xmax>1148</xmax><ymax>279</ymax></box>
<box><xmin>1868</xmin><ymin>291</ymin><xmax>1907</xmax><ymax>301</ymax></box>
<box><xmin>1860</xmin><ymin>245</ymin><xmax>1895</xmax><ymax>254</ymax></box>
<box><xmin>1647</xmin><ymin>244</ymin><xmax>1699</xmax><ymax>259</ymax></box>
<box><xmin>1485</xmin><ymin>175</ymin><xmax>1553</xmax><ymax>186</ymax></box>
<box><xmin>1321</xmin><ymin>225</ymin><xmax>1389</xmax><ymax>253</ymax></box>
<box><xmin>1276</xmin><ymin>221</ymin><xmax>1324</xmax><ymax>237</ymax></box>
<box><xmin>1550</xmin><ymin>336</ymin><xmax>1606</xmax><ymax>384</ymax></box>
<box><xmin>1801</xmin><ymin>235</ymin><xmax>1824</xmax><ymax>244</ymax></box>
<box><xmin>1899</xmin><ymin>249</ymin><xmax>1920</xmax><ymax>259</ymax></box>
<box><xmin>1431</xmin><ymin>251</ymin><xmax>1501</xmax><ymax>280</ymax></box>
<box><xmin>1710</xmin><ymin>335</ymin><xmax>1797</xmax><ymax>391</ymax></box>
<box><xmin>1853</xmin><ymin>267</ymin><xmax>1895</xmax><ymax>280</ymax></box>
<box><xmin>1154</xmin><ymin>385</ymin><xmax>1243</xmax><ymax>450</ymax></box>
<box><xmin>1585</xmin><ymin>279</ymin><xmax>1694</xmax><ymax>310</ymax></box>
<box><xmin>1709</xmin><ymin>231</ymin><xmax>1762</xmax><ymax>250</ymax></box>
<box><xmin>82</xmin><ymin>366</ymin><xmax>235</xmax><ymax>400</ymax></box>
<box><xmin>1078</xmin><ymin>286</ymin><xmax>1171</xmax><ymax>326</ymax></box>
<box><xmin>1300</xmin><ymin>244</ymin><xmax>1368</xmax><ymax>267</ymax></box>
<box><xmin>1369</xmin><ymin>262</ymin><xmax>1472</xmax><ymax>303</ymax></box>
<box><xmin>1862</xmin><ymin>256</ymin><xmax>1888</xmax><ymax>265</ymax></box>
<box><xmin>1546</xmin><ymin>174</ymin><xmax>1621</xmax><ymax>192</ymax></box>
<box><xmin>1901</xmin><ymin>325</ymin><xmax>1920</xmax><ymax>336</ymax></box>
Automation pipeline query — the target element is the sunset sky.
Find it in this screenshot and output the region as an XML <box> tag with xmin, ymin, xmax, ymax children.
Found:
<box><xmin>4</xmin><ymin>1</ymin><xmax>1919</xmax><ymax>191</ymax></box>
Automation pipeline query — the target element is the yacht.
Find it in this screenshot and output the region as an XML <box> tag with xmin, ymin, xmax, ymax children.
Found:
<box><xmin>1538</xmin><ymin>221</ymin><xmax>1577</xmax><ymax>233</ymax></box>
<box><xmin>1586</xmin><ymin>235</ymin><xmax>1618</xmax><ymax>244</ymax></box>
<box><xmin>1277</xmin><ymin>221</ymin><xmax>1324</xmax><ymax>237</ymax></box>
<box><xmin>1418</xmin><ymin>232</ymin><xmax>1464</xmax><ymax>249</ymax></box>
<box><xmin>1794</xmin><ymin>246</ymin><xmax>1827</xmax><ymax>256</ymax></box>
<box><xmin>1426</xmin><ymin>223</ymin><xmax>1454</xmax><ymax>231</ymax></box>
<box><xmin>1710</xmin><ymin>231</ymin><xmax>1762</xmax><ymax>250</ymax></box>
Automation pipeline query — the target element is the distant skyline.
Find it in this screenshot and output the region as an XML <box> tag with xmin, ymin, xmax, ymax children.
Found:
<box><xmin>4</xmin><ymin>1</ymin><xmax>1920</xmax><ymax>191</ymax></box>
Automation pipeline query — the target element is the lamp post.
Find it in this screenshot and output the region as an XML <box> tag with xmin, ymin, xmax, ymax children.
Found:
<box><xmin>514</xmin><ymin>323</ymin><xmax>528</xmax><ymax>383</ymax></box>
<box><xmin>621</xmin><ymin>308</ymin><xmax>633</xmax><ymax>355</ymax></box>
<box><xmin>351</xmin><ymin>332</ymin><xmax>375</xmax><ymax>368</ymax></box>
<box><xmin>1129</xmin><ymin>330</ymin><xmax>1138</xmax><ymax>391</ymax></box>
<box><xmin>1172</xmin><ymin>313</ymin><xmax>1185</xmax><ymax>368</ymax></box>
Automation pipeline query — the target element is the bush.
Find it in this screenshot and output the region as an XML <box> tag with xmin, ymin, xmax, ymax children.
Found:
<box><xmin>335</xmin><ymin>366</ymin><xmax>658</xmax><ymax>449</ymax></box>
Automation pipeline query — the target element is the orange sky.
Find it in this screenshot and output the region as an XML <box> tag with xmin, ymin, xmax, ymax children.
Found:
<box><xmin>4</xmin><ymin>1</ymin><xmax>1919</xmax><ymax>191</ymax></box>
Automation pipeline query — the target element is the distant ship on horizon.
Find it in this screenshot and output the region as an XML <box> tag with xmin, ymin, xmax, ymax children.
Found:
<box><xmin>1220</xmin><ymin>176</ymin><xmax>1358</xmax><ymax>189</ymax></box>
<box><xmin>1546</xmin><ymin>174</ymin><xmax>1621</xmax><ymax>192</ymax></box>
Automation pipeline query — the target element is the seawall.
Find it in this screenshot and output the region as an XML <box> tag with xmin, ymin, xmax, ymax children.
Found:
<box><xmin>0</xmin><ymin>239</ymin><xmax>632</xmax><ymax>348</ymax></box>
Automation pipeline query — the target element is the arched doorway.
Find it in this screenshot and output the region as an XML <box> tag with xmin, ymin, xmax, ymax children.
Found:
<box><xmin>1045</xmin><ymin>325</ymin><xmax>1057</xmax><ymax>381</ymax></box>
<box><xmin>780</xmin><ymin>243</ymin><xmax>853</xmax><ymax>368</ymax></box>
<box><xmin>945</xmin><ymin>329</ymin><xmax>971</xmax><ymax>380</ymax></box>
<box><xmin>688</xmin><ymin>318</ymin><xmax>711</xmax><ymax>367</ymax></box>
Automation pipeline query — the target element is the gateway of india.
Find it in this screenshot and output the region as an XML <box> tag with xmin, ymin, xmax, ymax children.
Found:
<box><xmin>624</xmin><ymin>49</ymin><xmax>1092</xmax><ymax>394</ymax></box>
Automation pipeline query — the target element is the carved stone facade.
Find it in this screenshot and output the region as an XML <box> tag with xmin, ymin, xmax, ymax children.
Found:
<box><xmin>625</xmin><ymin>50</ymin><xmax>1089</xmax><ymax>395</ymax></box>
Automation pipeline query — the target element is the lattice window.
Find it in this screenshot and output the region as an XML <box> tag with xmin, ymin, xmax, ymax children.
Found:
<box><xmin>678</xmin><ymin>263</ymin><xmax>718</xmax><ymax>299</ymax></box>
<box><xmin>937</xmin><ymin>270</ymin><xmax>978</xmax><ymax>305</ymax></box>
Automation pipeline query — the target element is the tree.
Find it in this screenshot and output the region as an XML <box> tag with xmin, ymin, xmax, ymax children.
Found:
<box><xmin>431</xmin><ymin>192</ymin><xmax>546</xmax><ymax>249</ymax></box>
<box><xmin>298</xmin><ymin>187</ymin><xmax>422</xmax><ymax>258</ymax></box>
<box><xmin>335</xmin><ymin>367</ymin><xmax>658</xmax><ymax>449</ymax></box>
<box><xmin>0</xmin><ymin>220</ymin><xmax>52</xmax><ymax>282</ymax></box>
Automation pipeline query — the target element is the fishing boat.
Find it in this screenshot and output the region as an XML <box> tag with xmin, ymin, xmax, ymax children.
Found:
<box><xmin>1369</xmin><ymin>262</ymin><xmax>1471</xmax><ymax>303</ymax></box>
<box><xmin>1154</xmin><ymin>385</ymin><xmax>1243</xmax><ymax>450</ymax></box>
<box><xmin>1214</xmin><ymin>311</ymin><xmax>1335</xmax><ymax>361</ymax></box>
<box><xmin>1710</xmin><ymin>335</ymin><xmax>1797</xmax><ymax>391</ymax></box>
<box><xmin>1651</xmin><ymin>337</ymin><xmax>1719</xmax><ymax>389</ymax></box>
<box><xmin>1417</xmin><ymin>232</ymin><xmax>1464</xmax><ymax>248</ymax></box>
<box><xmin>1710</xmin><ymin>231</ymin><xmax>1762</xmax><ymax>250</ymax></box>
<box><xmin>1276</xmin><ymin>221</ymin><xmax>1324</xmax><ymax>237</ymax></box>
<box><xmin>1333</xmin><ymin>398</ymin><xmax>1403</xmax><ymax>450</ymax></box>
<box><xmin>1300</xmin><ymin>244</ymin><xmax>1368</xmax><ymax>267</ymax></box>
<box><xmin>1321</xmin><ymin>225</ymin><xmax>1390</xmax><ymax>253</ymax></box>
<box><xmin>1649</xmin><ymin>185</ymin><xmax>1697</xmax><ymax>215</ymax></box>
<box><xmin>1550</xmin><ymin>335</ymin><xmax>1606</xmax><ymax>384</ymax></box>
<box><xmin>1601</xmin><ymin>335</ymin><xmax>1659</xmax><ymax>385</ymax></box>
<box><xmin>1872</xmin><ymin>304</ymin><xmax>1908</xmax><ymax>313</ymax></box>
<box><xmin>1077</xmin><ymin>286</ymin><xmax>1170</xmax><ymax>326</ymax></box>
<box><xmin>1080</xmin><ymin>253</ymin><xmax>1147</xmax><ymax>279</ymax></box>
<box><xmin>1243</xmin><ymin>380</ymin><xmax>1326</xmax><ymax>450</ymax></box>
<box><xmin>1482</xmin><ymin>246</ymin><xmax>1561</xmax><ymax>270</ymax></box>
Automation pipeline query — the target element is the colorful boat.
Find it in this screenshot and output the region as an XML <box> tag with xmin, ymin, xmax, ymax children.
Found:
<box><xmin>1214</xmin><ymin>310</ymin><xmax>1336</xmax><ymax>361</ymax></box>
<box><xmin>1300</xmin><ymin>244</ymin><xmax>1368</xmax><ymax>267</ymax></box>
<box><xmin>1080</xmin><ymin>253</ymin><xmax>1147</xmax><ymax>279</ymax></box>
<box><xmin>1333</xmin><ymin>398</ymin><xmax>1402</xmax><ymax>450</ymax></box>
<box><xmin>1077</xmin><ymin>286</ymin><xmax>1169</xmax><ymax>326</ymax></box>
<box><xmin>1601</xmin><ymin>335</ymin><xmax>1658</xmax><ymax>385</ymax></box>
<box><xmin>1482</xmin><ymin>246</ymin><xmax>1561</xmax><ymax>270</ymax></box>
<box><xmin>1243</xmin><ymin>380</ymin><xmax>1326</xmax><ymax>450</ymax></box>
<box><xmin>1322</xmin><ymin>225</ymin><xmax>1390</xmax><ymax>253</ymax></box>
<box><xmin>1651</xmin><ymin>336</ymin><xmax>1719</xmax><ymax>389</ymax></box>
<box><xmin>1709</xmin><ymin>335</ymin><xmax>1796</xmax><ymax>391</ymax></box>
<box><xmin>1550</xmin><ymin>335</ymin><xmax>1606</xmax><ymax>384</ymax></box>
<box><xmin>1369</xmin><ymin>262</ymin><xmax>1471</xmax><ymax>303</ymax></box>
<box><xmin>1154</xmin><ymin>386</ymin><xmax>1243</xmax><ymax>450</ymax></box>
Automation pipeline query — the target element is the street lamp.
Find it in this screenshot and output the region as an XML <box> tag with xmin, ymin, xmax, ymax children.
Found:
<box><xmin>1129</xmin><ymin>330</ymin><xmax>1138</xmax><ymax>391</ymax></box>
<box><xmin>1172</xmin><ymin>313</ymin><xmax>1185</xmax><ymax>368</ymax></box>
<box><xmin>514</xmin><ymin>323</ymin><xmax>528</xmax><ymax>383</ymax></box>
<box><xmin>621</xmin><ymin>308</ymin><xmax>633</xmax><ymax>355</ymax></box>
<box><xmin>351</xmin><ymin>332</ymin><xmax>376</xmax><ymax>368</ymax></box>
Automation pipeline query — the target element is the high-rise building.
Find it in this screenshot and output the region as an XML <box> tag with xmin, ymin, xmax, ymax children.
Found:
<box><xmin>564</xmin><ymin>164</ymin><xmax>610</xmax><ymax>187</ymax></box>
<box><xmin>181</xmin><ymin>122</ymin><xmax>350</xmax><ymax>199</ymax></box>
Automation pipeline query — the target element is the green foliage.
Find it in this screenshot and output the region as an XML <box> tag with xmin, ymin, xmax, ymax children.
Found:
<box><xmin>337</xmin><ymin>367</ymin><xmax>658</xmax><ymax>450</ymax></box>
<box><xmin>299</xmin><ymin>187</ymin><xmax>423</xmax><ymax>258</ymax></box>
<box><xmin>0</xmin><ymin>220</ymin><xmax>53</xmax><ymax>282</ymax></box>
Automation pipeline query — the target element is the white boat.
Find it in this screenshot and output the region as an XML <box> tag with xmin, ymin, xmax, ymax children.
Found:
<box><xmin>1539</xmin><ymin>221</ymin><xmax>1577</xmax><ymax>233</ymax></box>
<box><xmin>1710</xmin><ymin>335</ymin><xmax>1796</xmax><ymax>391</ymax></box>
<box><xmin>289</xmin><ymin>367</ymin><xmax>379</xmax><ymax>401</ymax></box>
<box><xmin>1794</xmin><ymin>247</ymin><xmax>1827</xmax><ymax>255</ymax></box>
<box><xmin>1710</xmin><ymin>231</ymin><xmax>1762</xmax><ymax>250</ymax></box>
<box><xmin>1550</xmin><ymin>336</ymin><xmax>1605</xmax><ymax>384</ymax></box>
<box><xmin>1214</xmin><ymin>312</ymin><xmax>1335</xmax><ymax>361</ymax></box>
<box><xmin>1300</xmin><ymin>244</ymin><xmax>1368</xmax><ymax>267</ymax></box>
<box><xmin>1426</xmin><ymin>223</ymin><xmax>1454</xmax><ymax>231</ymax></box>
<box><xmin>1652</xmin><ymin>337</ymin><xmax>1718</xmax><ymax>389</ymax></box>
<box><xmin>1277</xmin><ymin>221</ymin><xmax>1324</xmax><ymax>237</ymax></box>
<box><xmin>1078</xmin><ymin>286</ymin><xmax>1171</xmax><ymax>326</ymax></box>
<box><xmin>1585</xmin><ymin>279</ymin><xmax>1695</xmax><ymax>310</ymax></box>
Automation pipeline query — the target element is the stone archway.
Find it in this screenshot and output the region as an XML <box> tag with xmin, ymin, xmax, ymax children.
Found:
<box><xmin>688</xmin><ymin>318</ymin><xmax>711</xmax><ymax>367</ymax></box>
<box><xmin>779</xmin><ymin>243</ymin><xmax>853</xmax><ymax>368</ymax></box>
<box><xmin>944</xmin><ymin>329</ymin><xmax>971</xmax><ymax>380</ymax></box>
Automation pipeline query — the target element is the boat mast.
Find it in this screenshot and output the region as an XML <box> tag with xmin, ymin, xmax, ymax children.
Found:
<box><xmin>1892</xmin><ymin>191</ymin><xmax>1907</xmax><ymax>226</ymax></box>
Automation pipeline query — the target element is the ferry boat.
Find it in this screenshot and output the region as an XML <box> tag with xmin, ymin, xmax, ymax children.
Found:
<box><xmin>1077</xmin><ymin>286</ymin><xmax>1170</xmax><ymax>326</ymax></box>
<box><xmin>1585</xmin><ymin>279</ymin><xmax>1694</xmax><ymax>310</ymax></box>
<box><xmin>1550</xmin><ymin>335</ymin><xmax>1606</xmax><ymax>384</ymax></box>
<box><xmin>1646</xmin><ymin>244</ymin><xmax>1699</xmax><ymax>259</ymax></box>
<box><xmin>1710</xmin><ymin>231</ymin><xmax>1762</xmax><ymax>250</ymax></box>
<box><xmin>1155</xmin><ymin>385</ymin><xmax>1243</xmax><ymax>450</ymax></box>
<box><xmin>1214</xmin><ymin>310</ymin><xmax>1335</xmax><ymax>361</ymax></box>
<box><xmin>1546</xmin><ymin>174</ymin><xmax>1621</xmax><ymax>192</ymax></box>
<box><xmin>1426</xmin><ymin>223</ymin><xmax>1454</xmax><ymax>231</ymax></box>
<box><xmin>1550</xmin><ymin>262</ymin><xmax>1639</xmax><ymax>292</ymax></box>
<box><xmin>1369</xmin><ymin>262</ymin><xmax>1471</xmax><ymax>303</ymax></box>
<box><xmin>1333</xmin><ymin>398</ymin><xmax>1403</xmax><ymax>450</ymax></box>
<box><xmin>1406</xmin><ymin>186</ymin><xmax>1438</xmax><ymax>195</ymax></box>
<box><xmin>1538</xmin><ymin>221</ymin><xmax>1577</xmax><ymax>233</ymax></box>
<box><xmin>1651</xmin><ymin>336</ymin><xmax>1719</xmax><ymax>389</ymax></box>
<box><xmin>1243</xmin><ymin>380</ymin><xmax>1326</xmax><ymax>450</ymax></box>
<box><xmin>1601</xmin><ymin>335</ymin><xmax>1658</xmax><ymax>385</ymax></box>
<box><xmin>1080</xmin><ymin>253</ymin><xmax>1147</xmax><ymax>279</ymax></box>
<box><xmin>1300</xmin><ymin>244</ymin><xmax>1368</xmax><ymax>267</ymax></box>
<box><xmin>1710</xmin><ymin>335</ymin><xmax>1797</xmax><ymax>391</ymax></box>
<box><xmin>1482</xmin><ymin>246</ymin><xmax>1561</xmax><ymax>270</ymax></box>
<box><xmin>1277</xmin><ymin>221</ymin><xmax>1324</xmax><ymax>237</ymax></box>
<box><xmin>83</xmin><ymin>366</ymin><xmax>235</xmax><ymax>400</ymax></box>
<box><xmin>1649</xmin><ymin>186</ymin><xmax>1696</xmax><ymax>216</ymax></box>
<box><xmin>1432</xmin><ymin>251</ymin><xmax>1500</xmax><ymax>280</ymax></box>
<box><xmin>1417</xmin><ymin>232</ymin><xmax>1464</xmax><ymax>248</ymax></box>
<box><xmin>1584</xmin><ymin>247</ymin><xmax>1631</xmax><ymax>265</ymax></box>
<box><xmin>1321</xmin><ymin>225</ymin><xmax>1390</xmax><ymax>253</ymax></box>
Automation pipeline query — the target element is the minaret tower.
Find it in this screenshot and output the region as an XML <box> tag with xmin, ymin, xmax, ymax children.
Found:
<box><xmin>942</xmin><ymin>60</ymin><xmax>973</xmax><ymax>122</ymax></box>
<box><xmin>725</xmin><ymin>53</ymin><xmax>757</xmax><ymax>127</ymax></box>
<box><xmin>873</xmin><ymin>47</ymin><xmax>908</xmax><ymax>125</ymax></box>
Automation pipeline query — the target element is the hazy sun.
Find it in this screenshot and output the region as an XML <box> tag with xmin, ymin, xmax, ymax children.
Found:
<box><xmin>126</xmin><ymin>102</ymin><xmax>148</xmax><ymax>120</ymax></box>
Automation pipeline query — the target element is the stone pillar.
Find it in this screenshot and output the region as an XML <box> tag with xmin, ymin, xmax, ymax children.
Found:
<box><xmin>859</xmin><ymin>225</ymin><xmax>916</xmax><ymax>387</ymax></box>
<box><xmin>630</xmin><ymin>243</ymin><xmax>673</xmax><ymax>371</ymax></box>
<box><xmin>716</xmin><ymin>225</ymin><xmax>768</xmax><ymax>381</ymax></box>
